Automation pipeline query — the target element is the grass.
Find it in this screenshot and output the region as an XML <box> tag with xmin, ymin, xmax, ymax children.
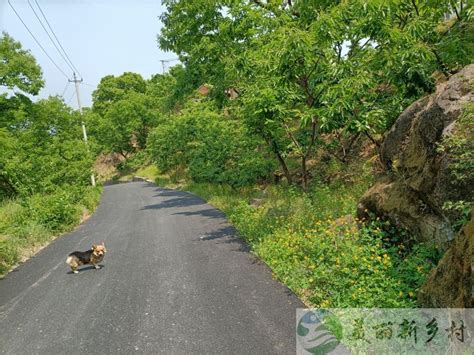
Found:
<box><xmin>0</xmin><ymin>186</ymin><xmax>102</xmax><ymax>277</ymax></box>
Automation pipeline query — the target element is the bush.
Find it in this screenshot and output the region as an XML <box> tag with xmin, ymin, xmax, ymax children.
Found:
<box><xmin>148</xmin><ymin>101</ymin><xmax>275</xmax><ymax>187</ymax></box>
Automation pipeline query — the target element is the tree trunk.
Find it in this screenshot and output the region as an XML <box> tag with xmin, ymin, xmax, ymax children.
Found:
<box><xmin>268</xmin><ymin>137</ymin><xmax>292</xmax><ymax>185</ymax></box>
<box><xmin>301</xmin><ymin>155</ymin><xmax>308</xmax><ymax>191</ymax></box>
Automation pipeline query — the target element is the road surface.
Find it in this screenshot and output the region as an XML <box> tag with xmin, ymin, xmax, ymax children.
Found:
<box><xmin>0</xmin><ymin>182</ymin><xmax>304</xmax><ymax>354</ymax></box>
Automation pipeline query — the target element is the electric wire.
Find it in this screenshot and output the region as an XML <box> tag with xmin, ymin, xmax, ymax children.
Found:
<box><xmin>33</xmin><ymin>0</ymin><xmax>82</xmax><ymax>78</ymax></box>
<box><xmin>60</xmin><ymin>81</ymin><xmax>70</xmax><ymax>98</ymax></box>
<box><xmin>27</xmin><ymin>0</ymin><xmax>76</xmax><ymax>75</ymax></box>
<box><xmin>7</xmin><ymin>0</ymin><xmax>69</xmax><ymax>79</ymax></box>
<box><xmin>66</xmin><ymin>90</ymin><xmax>76</xmax><ymax>105</ymax></box>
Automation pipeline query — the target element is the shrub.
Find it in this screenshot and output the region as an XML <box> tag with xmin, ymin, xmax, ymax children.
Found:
<box><xmin>148</xmin><ymin>101</ymin><xmax>275</xmax><ymax>187</ymax></box>
<box><xmin>24</xmin><ymin>191</ymin><xmax>81</xmax><ymax>232</ymax></box>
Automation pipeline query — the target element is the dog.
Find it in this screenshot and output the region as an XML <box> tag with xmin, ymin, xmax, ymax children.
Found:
<box><xmin>66</xmin><ymin>243</ymin><xmax>107</xmax><ymax>274</ymax></box>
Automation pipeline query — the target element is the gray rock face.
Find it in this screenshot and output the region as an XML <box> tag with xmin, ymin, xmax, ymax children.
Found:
<box><xmin>418</xmin><ymin>208</ymin><xmax>473</xmax><ymax>308</ymax></box>
<box><xmin>358</xmin><ymin>65</ymin><xmax>474</xmax><ymax>246</ymax></box>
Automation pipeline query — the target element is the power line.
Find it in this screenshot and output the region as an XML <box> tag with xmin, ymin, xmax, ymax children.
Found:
<box><xmin>27</xmin><ymin>0</ymin><xmax>76</xmax><ymax>75</ymax></box>
<box><xmin>66</xmin><ymin>90</ymin><xmax>76</xmax><ymax>105</ymax></box>
<box><xmin>7</xmin><ymin>0</ymin><xmax>69</xmax><ymax>79</ymax></box>
<box><xmin>33</xmin><ymin>0</ymin><xmax>82</xmax><ymax>78</ymax></box>
<box><xmin>60</xmin><ymin>81</ymin><xmax>70</xmax><ymax>98</ymax></box>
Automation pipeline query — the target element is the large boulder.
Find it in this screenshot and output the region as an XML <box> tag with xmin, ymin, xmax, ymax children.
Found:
<box><xmin>418</xmin><ymin>208</ymin><xmax>473</xmax><ymax>307</ymax></box>
<box><xmin>357</xmin><ymin>65</ymin><xmax>474</xmax><ymax>246</ymax></box>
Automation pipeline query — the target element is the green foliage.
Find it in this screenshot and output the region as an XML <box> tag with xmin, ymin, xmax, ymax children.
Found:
<box><xmin>148</xmin><ymin>101</ymin><xmax>275</xmax><ymax>187</ymax></box>
<box><xmin>116</xmin><ymin>150</ymin><xmax>151</xmax><ymax>173</ymax></box>
<box><xmin>0</xmin><ymin>34</ymin><xmax>103</xmax><ymax>275</ymax></box>
<box><xmin>438</xmin><ymin>103</ymin><xmax>474</xmax><ymax>184</ymax></box>
<box><xmin>157</xmin><ymin>0</ymin><xmax>472</xmax><ymax>187</ymax></box>
<box><xmin>435</xmin><ymin>6</ymin><xmax>474</xmax><ymax>73</ymax></box>
<box><xmin>1</xmin><ymin>35</ymin><xmax>95</xmax><ymax>199</ymax></box>
<box><xmin>24</xmin><ymin>191</ymin><xmax>81</xmax><ymax>232</ymax></box>
<box><xmin>437</xmin><ymin>102</ymin><xmax>474</xmax><ymax>230</ymax></box>
<box><xmin>0</xmin><ymin>32</ymin><xmax>44</xmax><ymax>95</ymax></box>
<box><xmin>1</xmin><ymin>97</ymin><xmax>94</xmax><ymax>196</ymax></box>
<box><xmin>90</xmin><ymin>73</ymin><xmax>161</xmax><ymax>157</ymax></box>
<box><xmin>443</xmin><ymin>200</ymin><xmax>472</xmax><ymax>231</ymax></box>
<box><xmin>92</xmin><ymin>72</ymin><xmax>147</xmax><ymax>116</ymax></box>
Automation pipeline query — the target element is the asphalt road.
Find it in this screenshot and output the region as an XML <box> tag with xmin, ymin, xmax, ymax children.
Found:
<box><xmin>0</xmin><ymin>182</ymin><xmax>304</xmax><ymax>354</ymax></box>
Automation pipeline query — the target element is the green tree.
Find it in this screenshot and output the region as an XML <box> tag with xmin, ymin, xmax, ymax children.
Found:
<box><xmin>3</xmin><ymin>97</ymin><xmax>93</xmax><ymax>196</ymax></box>
<box><xmin>0</xmin><ymin>32</ymin><xmax>44</xmax><ymax>95</ymax></box>
<box><xmin>1</xmin><ymin>32</ymin><xmax>44</xmax><ymax>198</ymax></box>
<box><xmin>1</xmin><ymin>33</ymin><xmax>95</xmax><ymax>198</ymax></box>
<box><xmin>158</xmin><ymin>0</ymin><xmax>472</xmax><ymax>188</ymax></box>
<box><xmin>92</xmin><ymin>72</ymin><xmax>147</xmax><ymax>116</ymax></box>
<box><xmin>91</xmin><ymin>72</ymin><xmax>159</xmax><ymax>156</ymax></box>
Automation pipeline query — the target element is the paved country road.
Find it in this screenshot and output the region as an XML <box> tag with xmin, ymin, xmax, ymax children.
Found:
<box><xmin>0</xmin><ymin>182</ymin><xmax>304</xmax><ymax>354</ymax></box>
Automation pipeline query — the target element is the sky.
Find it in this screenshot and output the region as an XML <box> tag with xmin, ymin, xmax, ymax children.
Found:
<box><xmin>0</xmin><ymin>0</ymin><xmax>177</xmax><ymax>108</ymax></box>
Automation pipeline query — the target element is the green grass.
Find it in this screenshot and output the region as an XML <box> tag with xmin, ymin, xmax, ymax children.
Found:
<box><xmin>135</xmin><ymin>165</ymin><xmax>160</xmax><ymax>180</ymax></box>
<box><xmin>157</xmin><ymin>163</ymin><xmax>439</xmax><ymax>308</ymax></box>
<box><xmin>0</xmin><ymin>186</ymin><xmax>102</xmax><ymax>277</ymax></box>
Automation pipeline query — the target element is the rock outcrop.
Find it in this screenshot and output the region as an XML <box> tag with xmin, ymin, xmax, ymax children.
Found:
<box><xmin>357</xmin><ymin>65</ymin><xmax>474</xmax><ymax>247</ymax></box>
<box><xmin>418</xmin><ymin>208</ymin><xmax>473</xmax><ymax>307</ymax></box>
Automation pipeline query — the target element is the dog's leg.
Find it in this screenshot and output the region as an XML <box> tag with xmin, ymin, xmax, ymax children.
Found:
<box><xmin>93</xmin><ymin>263</ymin><xmax>100</xmax><ymax>269</ymax></box>
<box><xmin>67</xmin><ymin>257</ymin><xmax>79</xmax><ymax>274</ymax></box>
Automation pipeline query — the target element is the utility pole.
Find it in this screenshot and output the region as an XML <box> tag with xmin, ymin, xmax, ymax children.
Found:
<box><xmin>160</xmin><ymin>59</ymin><xmax>165</xmax><ymax>74</ymax></box>
<box><xmin>70</xmin><ymin>72</ymin><xmax>96</xmax><ymax>187</ymax></box>
<box><xmin>159</xmin><ymin>58</ymin><xmax>180</xmax><ymax>74</ymax></box>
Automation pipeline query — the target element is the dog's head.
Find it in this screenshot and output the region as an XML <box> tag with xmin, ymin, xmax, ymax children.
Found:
<box><xmin>92</xmin><ymin>242</ymin><xmax>107</xmax><ymax>257</ymax></box>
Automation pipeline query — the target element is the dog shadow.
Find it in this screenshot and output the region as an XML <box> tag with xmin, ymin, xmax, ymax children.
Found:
<box><xmin>67</xmin><ymin>265</ymin><xmax>105</xmax><ymax>274</ymax></box>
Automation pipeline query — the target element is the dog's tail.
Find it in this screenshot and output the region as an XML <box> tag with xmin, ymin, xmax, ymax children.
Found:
<box><xmin>66</xmin><ymin>255</ymin><xmax>74</xmax><ymax>266</ymax></box>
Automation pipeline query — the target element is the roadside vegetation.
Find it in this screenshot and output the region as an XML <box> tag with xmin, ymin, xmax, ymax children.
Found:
<box><xmin>0</xmin><ymin>33</ymin><xmax>101</xmax><ymax>276</ymax></box>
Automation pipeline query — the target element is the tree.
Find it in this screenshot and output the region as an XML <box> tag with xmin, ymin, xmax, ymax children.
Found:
<box><xmin>92</xmin><ymin>72</ymin><xmax>147</xmax><ymax>116</ymax></box>
<box><xmin>0</xmin><ymin>32</ymin><xmax>44</xmax><ymax>95</ymax></box>
<box><xmin>1</xmin><ymin>32</ymin><xmax>43</xmax><ymax>197</ymax></box>
<box><xmin>158</xmin><ymin>0</ymin><xmax>471</xmax><ymax>188</ymax></box>
<box><xmin>91</xmin><ymin>73</ymin><xmax>158</xmax><ymax>156</ymax></box>
<box><xmin>3</xmin><ymin>97</ymin><xmax>93</xmax><ymax>196</ymax></box>
<box><xmin>1</xmin><ymin>33</ymin><xmax>95</xmax><ymax>198</ymax></box>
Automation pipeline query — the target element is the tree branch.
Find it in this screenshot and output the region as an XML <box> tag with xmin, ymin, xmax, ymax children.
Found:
<box><xmin>284</xmin><ymin>123</ymin><xmax>303</xmax><ymax>155</ymax></box>
<box><xmin>411</xmin><ymin>0</ymin><xmax>420</xmax><ymax>16</ymax></box>
<box><xmin>432</xmin><ymin>49</ymin><xmax>450</xmax><ymax>78</ymax></box>
<box><xmin>303</xmin><ymin>118</ymin><xmax>318</xmax><ymax>160</ymax></box>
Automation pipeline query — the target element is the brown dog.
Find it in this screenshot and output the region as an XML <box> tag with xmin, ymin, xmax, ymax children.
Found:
<box><xmin>66</xmin><ymin>243</ymin><xmax>107</xmax><ymax>274</ymax></box>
